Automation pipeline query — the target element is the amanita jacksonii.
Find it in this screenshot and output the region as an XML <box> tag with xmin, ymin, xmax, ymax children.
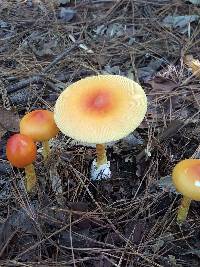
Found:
<box><xmin>20</xmin><ymin>110</ymin><xmax>59</xmax><ymax>160</ymax></box>
<box><xmin>6</xmin><ymin>133</ymin><xmax>37</xmax><ymax>192</ymax></box>
<box><xmin>172</xmin><ymin>159</ymin><xmax>200</xmax><ymax>224</ymax></box>
<box><xmin>54</xmin><ymin>75</ymin><xmax>147</xmax><ymax>180</ymax></box>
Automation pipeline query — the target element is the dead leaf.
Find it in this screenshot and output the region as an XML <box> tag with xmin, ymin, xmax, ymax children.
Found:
<box><xmin>156</xmin><ymin>175</ymin><xmax>178</xmax><ymax>194</ymax></box>
<box><xmin>145</xmin><ymin>76</ymin><xmax>178</xmax><ymax>92</ymax></box>
<box><xmin>137</xmin><ymin>58</ymin><xmax>165</xmax><ymax>81</ymax></box>
<box><xmin>159</xmin><ymin>120</ymin><xmax>184</xmax><ymax>141</ymax></box>
<box><xmin>94</xmin><ymin>23</ymin><xmax>134</xmax><ymax>39</ymax></box>
<box><xmin>187</xmin><ymin>0</ymin><xmax>200</xmax><ymax>4</ymax></box>
<box><xmin>151</xmin><ymin>239</ymin><xmax>165</xmax><ymax>253</ymax></box>
<box><xmin>0</xmin><ymin>107</ymin><xmax>20</xmax><ymax>134</ymax></box>
<box><xmin>49</xmin><ymin>161</ymin><xmax>63</xmax><ymax>195</ymax></box>
<box><xmin>94</xmin><ymin>256</ymin><xmax>113</xmax><ymax>267</ymax></box>
<box><xmin>168</xmin><ymin>255</ymin><xmax>183</xmax><ymax>267</ymax></box>
<box><xmin>0</xmin><ymin>126</ymin><xmax>6</xmax><ymax>139</ymax></box>
<box><xmin>59</xmin><ymin>0</ymin><xmax>71</xmax><ymax>4</ymax></box>
<box><xmin>163</xmin><ymin>15</ymin><xmax>199</xmax><ymax>33</ymax></box>
<box><xmin>79</xmin><ymin>43</ymin><xmax>94</xmax><ymax>54</ymax></box>
<box><xmin>59</xmin><ymin>7</ymin><xmax>76</xmax><ymax>22</ymax></box>
<box><xmin>0</xmin><ymin>162</ymin><xmax>12</xmax><ymax>175</ymax></box>
<box><xmin>125</xmin><ymin>221</ymin><xmax>146</xmax><ymax>245</ymax></box>
<box><xmin>67</xmin><ymin>202</ymin><xmax>88</xmax><ymax>212</ymax></box>
<box><xmin>103</xmin><ymin>65</ymin><xmax>121</xmax><ymax>75</ymax></box>
<box><xmin>30</xmin><ymin>40</ymin><xmax>58</xmax><ymax>57</ymax></box>
<box><xmin>0</xmin><ymin>174</ymin><xmax>12</xmax><ymax>200</ymax></box>
<box><xmin>184</xmin><ymin>55</ymin><xmax>200</xmax><ymax>78</ymax></box>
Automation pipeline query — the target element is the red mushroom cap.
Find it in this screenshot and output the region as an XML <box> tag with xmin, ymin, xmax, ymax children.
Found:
<box><xmin>20</xmin><ymin>110</ymin><xmax>59</xmax><ymax>142</ymax></box>
<box><xmin>6</xmin><ymin>134</ymin><xmax>37</xmax><ymax>168</ymax></box>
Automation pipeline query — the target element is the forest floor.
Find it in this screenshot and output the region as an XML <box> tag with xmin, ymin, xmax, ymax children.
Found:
<box><xmin>0</xmin><ymin>0</ymin><xmax>200</xmax><ymax>266</ymax></box>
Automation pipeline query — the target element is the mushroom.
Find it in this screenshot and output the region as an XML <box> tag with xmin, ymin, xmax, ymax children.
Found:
<box><xmin>20</xmin><ymin>110</ymin><xmax>59</xmax><ymax>160</ymax></box>
<box><xmin>54</xmin><ymin>75</ymin><xmax>147</xmax><ymax>180</ymax></box>
<box><xmin>6</xmin><ymin>133</ymin><xmax>37</xmax><ymax>192</ymax></box>
<box><xmin>172</xmin><ymin>159</ymin><xmax>200</xmax><ymax>223</ymax></box>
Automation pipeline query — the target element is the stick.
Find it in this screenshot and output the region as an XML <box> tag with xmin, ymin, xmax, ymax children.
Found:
<box><xmin>7</xmin><ymin>75</ymin><xmax>43</xmax><ymax>93</ymax></box>
<box><xmin>42</xmin><ymin>43</ymin><xmax>79</xmax><ymax>73</ymax></box>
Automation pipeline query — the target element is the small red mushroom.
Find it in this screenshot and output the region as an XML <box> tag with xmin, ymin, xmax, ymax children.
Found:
<box><xmin>6</xmin><ymin>133</ymin><xmax>37</xmax><ymax>192</ymax></box>
<box><xmin>20</xmin><ymin>110</ymin><xmax>59</xmax><ymax>160</ymax></box>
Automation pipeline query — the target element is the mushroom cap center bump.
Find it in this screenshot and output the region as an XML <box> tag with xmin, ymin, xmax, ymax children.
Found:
<box><xmin>83</xmin><ymin>89</ymin><xmax>113</xmax><ymax>115</ymax></box>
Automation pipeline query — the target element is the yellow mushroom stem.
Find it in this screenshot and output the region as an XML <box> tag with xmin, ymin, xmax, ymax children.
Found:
<box><xmin>96</xmin><ymin>144</ymin><xmax>107</xmax><ymax>167</ymax></box>
<box><xmin>177</xmin><ymin>196</ymin><xmax>191</xmax><ymax>224</ymax></box>
<box><xmin>42</xmin><ymin>140</ymin><xmax>51</xmax><ymax>161</ymax></box>
<box><xmin>24</xmin><ymin>164</ymin><xmax>37</xmax><ymax>192</ymax></box>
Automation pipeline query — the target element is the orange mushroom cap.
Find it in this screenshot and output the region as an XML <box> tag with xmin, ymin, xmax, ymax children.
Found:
<box><xmin>6</xmin><ymin>134</ymin><xmax>37</xmax><ymax>168</ymax></box>
<box><xmin>172</xmin><ymin>159</ymin><xmax>200</xmax><ymax>201</ymax></box>
<box><xmin>20</xmin><ymin>110</ymin><xmax>59</xmax><ymax>142</ymax></box>
<box><xmin>54</xmin><ymin>75</ymin><xmax>147</xmax><ymax>143</ymax></box>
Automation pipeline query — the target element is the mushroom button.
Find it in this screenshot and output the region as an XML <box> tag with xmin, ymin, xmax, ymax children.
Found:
<box><xmin>20</xmin><ymin>110</ymin><xmax>59</xmax><ymax>160</ymax></box>
<box><xmin>172</xmin><ymin>159</ymin><xmax>200</xmax><ymax>223</ymax></box>
<box><xmin>6</xmin><ymin>134</ymin><xmax>37</xmax><ymax>192</ymax></box>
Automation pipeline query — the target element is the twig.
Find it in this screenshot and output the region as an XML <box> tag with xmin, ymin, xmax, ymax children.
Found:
<box><xmin>136</xmin><ymin>120</ymin><xmax>184</xmax><ymax>162</ymax></box>
<box><xmin>191</xmin><ymin>144</ymin><xmax>200</xmax><ymax>159</ymax></box>
<box><xmin>42</xmin><ymin>43</ymin><xmax>80</xmax><ymax>74</ymax></box>
<box><xmin>69</xmin><ymin>212</ymin><xmax>76</xmax><ymax>267</ymax></box>
<box><xmin>6</xmin><ymin>74</ymin><xmax>66</xmax><ymax>95</ymax></box>
<box><xmin>7</xmin><ymin>75</ymin><xmax>44</xmax><ymax>94</ymax></box>
<box><xmin>0</xmin><ymin>230</ymin><xmax>18</xmax><ymax>258</ymax></box>
<box><xmin>14</xmin><ymin>212</ymin><xmax>93</xmax><ymax>260</ymax></box>
<box><xmin>102</xmin><ymin>254</ymin><xmax>118</xmax><ymax>266</ymax></box>
<box><xmin>68</xmin><ymin>164</ymin><xmax>162</xmax><ymax>267</ymax></box>
<box><xmin>5</xmin><ymin>43</ymin><xmax>79</xmax><ymax>94</ymax></box>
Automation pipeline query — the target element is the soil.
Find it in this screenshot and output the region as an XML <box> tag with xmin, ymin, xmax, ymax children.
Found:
<box><xmin>0</xmin><ymin>1</ymin><xmax>200</xmax><ymax>266</ymax></box>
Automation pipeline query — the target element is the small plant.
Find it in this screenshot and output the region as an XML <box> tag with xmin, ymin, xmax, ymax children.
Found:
<box><xmin>6</xmin><ymin>133</ymin><xmax>37</xmax><ymax>192</ymax></box>
<box><xmin>172</xmin><ymin>159</ymin><xmax>200</xmax><ymax>224</ymax></box>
